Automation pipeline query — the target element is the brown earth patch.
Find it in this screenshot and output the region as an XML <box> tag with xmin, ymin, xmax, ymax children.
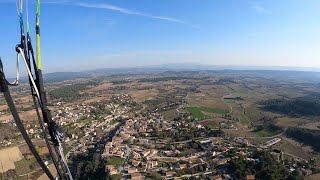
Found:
<box><xmin>128</xmin><ymin>89</ymin><xmax>159</xmax><ymax>102</ymax></box>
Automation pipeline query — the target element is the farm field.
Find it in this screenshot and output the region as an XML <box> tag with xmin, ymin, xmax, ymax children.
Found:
<box><xmin>276</xmin><ymin>117</ymin><xmax>307</xmax><ymax>127</ymax></box>
<box><xmin>275</xmin><ymin>138</ymin><xmax>314</xmax><ymax>160</ymax></box>
<box><xmin>223</xmin><ymin>129</ymin><xmax>259</xmax><ymax>137</ymax></box>
<box><xmin>186</xmin><ymin>89</ymin><xmax>229</xmax><ymax>110</ymax></box>
<box><xmin>0</xmin><ymin>146</ymin><xmax>23</xmax><ymax>173</ymax></box>
<box><xmin>198</xmin><ymin>118</ymin><xmax>227</xmax><ymax>128</ymax></box>
<box><xmin>82</xmin><ymin>83</ymin><xmax>114</xmax><ymax>93</ymax></box>
<box><xmin>127</xmin><ymin>89</ymin><xmax>159</xmax><ymax>102</ymax></box>
<box><xmin>223</xmin><ymin>99</ymin><xmax>235</xmax><ymax>103</ymax></box>
<box><xmin>14</xmin><ymin>158</ymin><xmax>37</xmax><ymax>176</ymax></box>
<box><xmin>83</xmin><ymin>96</ymin><xmax>109</xmax><ymax>104</ymax></box>
<box><xmin>37</xmin><ymin>164</ymin><xmax>57</xmax><ymax>180</ymax></box>
<box><xmin>0</xmin><ymin>109</ymin><xmax>38</xmax><ymax>122</ymax></box>
<box><xmin>244</xmin><ymin>107</ymin><xmax>264</xmax><ymax>124</ymax></box>
<box><xmin>185</xmin><ymin>106</ymin><xmax>229</xmax><ymax>120</ymax></box>
<box><xmin>255</xmin><ymin>129</ymin><xmax>276</xmax><ymax>137</ymax></box>
<box><xmin>161</xmin><ymin>109</ymin><xmax>178</xmax><ymax>121</ymax></box>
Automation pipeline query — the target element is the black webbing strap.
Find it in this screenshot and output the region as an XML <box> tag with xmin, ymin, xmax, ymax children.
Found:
<box><xmin>0</xmin><ymin>59</ymin><xmax>55</xmax><ymax>180</ymax></box>
<box><xmin>27</xmin><ymin>40</ymin><xmax>66</xmax><ymax>179</ymax></box>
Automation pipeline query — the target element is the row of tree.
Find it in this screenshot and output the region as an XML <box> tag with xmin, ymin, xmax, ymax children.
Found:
<box><xmin>226</xmin><ymin>151</ymin><xmax>303</xmax><ymax>180</ymax></box>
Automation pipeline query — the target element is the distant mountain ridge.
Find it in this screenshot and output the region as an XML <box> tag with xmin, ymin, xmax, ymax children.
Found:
<box><xmin>88</xmin><ymin>63</ymin><xmax>320</xmax><ymax>73</ymax></box>
<box><xmin>10</xmin><ymin>63</ymin><xmax>320</xmax><ymax>83</ymax></box>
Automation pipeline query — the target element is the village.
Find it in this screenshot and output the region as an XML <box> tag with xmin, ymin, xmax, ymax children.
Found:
<box><xmin>100</xmin><ymin>97</ymin><xmax>317</xmax><ymax>180</ymax></box>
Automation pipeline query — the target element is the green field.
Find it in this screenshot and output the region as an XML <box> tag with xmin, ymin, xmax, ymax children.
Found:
<box><xmin>255</xmin><ymin>130</ymin><xmax>275</xmax><ymax>137</ymax></box>
<box><xmin>107</xmin><ymin>156</ymin><xmax>124</xmax><ymax>166</ymax></box>
<box><xmin>14</xmin><ymin>158</ymin><xmax>37</xmax><ymax>175</ymax></box>
<box><xmin>185</xmin><ymin>106</ymin><xmax>228</xmax><ymax>120</ymax></box>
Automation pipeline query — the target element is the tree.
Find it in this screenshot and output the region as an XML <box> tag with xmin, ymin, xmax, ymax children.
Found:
<box><xmin>227</xmin><ymin>151</ymin><xmax>290</xmax><ymax>180</ymax></box>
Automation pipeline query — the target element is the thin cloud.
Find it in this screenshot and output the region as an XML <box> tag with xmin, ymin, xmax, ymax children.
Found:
<box><xmin>76</xmin><ymin>2</ymin><xmax>195</xmax><ymax>27</ymax></box>
<box><xmin>149</xmin><ymin>15</ymin><xmax>185</xmax><ymax>24</ymax></box>
<box><xmin>45</xmin><ymin>1</ymin><xmax>198</xmax><ymax>28</ymax></box>
<box><xmin>75</xmin><ymin>2</ymin><xmax>142</xmax><ymax>16</ymax></box>
<box><xmin>253</xmin><ymin>5</ymin><xmax>272</xmax><ymax>15</ymax></box>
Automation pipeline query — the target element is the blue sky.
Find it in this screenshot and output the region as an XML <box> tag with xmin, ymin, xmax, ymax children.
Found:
<box><xmin>0</xmin><ymin>0</ymin><xmax>320</xmax><ymax>75</ymax></box>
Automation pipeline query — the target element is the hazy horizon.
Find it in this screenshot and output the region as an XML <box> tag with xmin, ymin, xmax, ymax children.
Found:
<box><xmin>4</xmin><ymin>62</ymin><xmax>320</xmax><ymax>79</ymax></box>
